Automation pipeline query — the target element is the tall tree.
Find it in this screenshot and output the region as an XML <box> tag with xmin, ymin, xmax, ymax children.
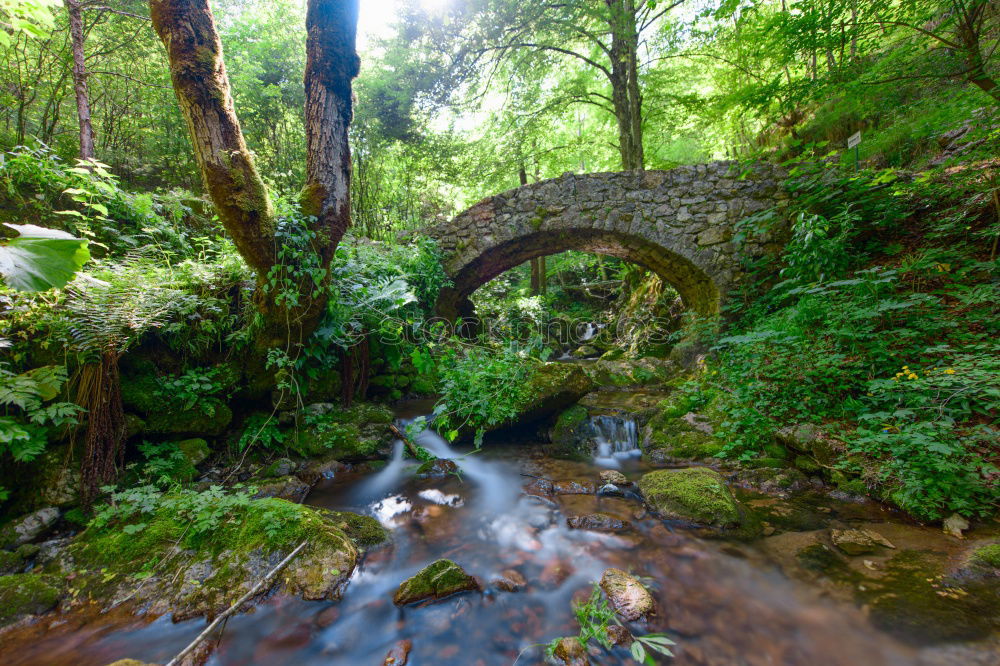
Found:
<box><xmin>481</xmin><ymin>0</ymin><xmax>684</xmax><ymax>170</ymax></box>
<box><xmin>148</xmin><ymin>0</ymin><xmax>359</xmax><ymax>347</ymax></box>
<box><xmin>64</xmin><ymin>0</ymin><xmax>94</xmax><ymax>159</ymax></box>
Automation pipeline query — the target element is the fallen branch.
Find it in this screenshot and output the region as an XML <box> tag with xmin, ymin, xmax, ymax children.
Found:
<box><xmin>390</xmin><ymin>423</ymin><xmax>424</xmax><ymax>459</ymax></box>
<box><xmin>164</xmin><ymin>541</ymin><xmax>308</xmax><ymax>666</ymax></box>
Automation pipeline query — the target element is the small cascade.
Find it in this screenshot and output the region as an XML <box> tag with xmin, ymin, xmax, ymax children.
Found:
<box><xmin>590</xmin><ymin>413</ymin><xmax>641</xmax><ymax>468</ymax></box>
<box><xmin>580</xmin><ymin>322</ymin><xmax>597</xmax><ymax>341</ymax></box>
<box><xmin>350</xmin><ymin>438</ymin><xmax>406</xmax><ymax>502</ymax></box>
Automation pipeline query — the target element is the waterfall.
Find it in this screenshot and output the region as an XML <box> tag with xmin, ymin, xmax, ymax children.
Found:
<box><xmin>591</xmin><ymin>414</ymin><xmax>641</xmax><ymax>468</ymax></box>
<box><xmin>350</xmin><ymin>438</ymin><xmax>406</xmax><ymax>502</ymax></box>
<box><xmin>580</xmin><ymin>322</ymin><xmax>597</xmax><ymax>341</ymax></box>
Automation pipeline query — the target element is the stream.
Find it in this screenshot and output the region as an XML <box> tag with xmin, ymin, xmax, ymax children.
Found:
<box><xmin>1</xmin><ymin>399</ymin><xmax>996</xmax><ymax>665</ymax></box>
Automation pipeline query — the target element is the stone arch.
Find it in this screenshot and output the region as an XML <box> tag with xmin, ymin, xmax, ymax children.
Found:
<box><xmin>425</xmin><ymin>161</ymin><xmax>789</xmax><ymax>321</ymax></box>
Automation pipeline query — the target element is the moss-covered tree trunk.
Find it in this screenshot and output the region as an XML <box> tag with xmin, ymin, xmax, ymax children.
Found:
<box><xmin>148</xmin><ymin>0</ymin><xmax>360</xmax><ymax>347</ymax></box>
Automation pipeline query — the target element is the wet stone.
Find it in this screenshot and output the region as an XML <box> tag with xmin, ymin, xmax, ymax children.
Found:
<box><xmin>600</xmin><ymin>568</ymin><xmax>655</xmax><ymax>621</ymax></box>
<box><xmin>492</xmin><ymin>568</ymin><xmax>527</xmax><ymax>592</ymax></box>
<box><xmin>554</xmin><ymin>480</ymin><xmax>596</xmax><ymax>495</ymax></box>
<box><xmin>567</xmin><ymin>513</ymin><xmax>631</xmax><ymax>532</ymax></box>
<box><xmin>416</xmin><ymin>458</ymin><xmax>459</xmax><ymax>479</ymax></box>
<box><xmin>383</xmin><ymin>638</ymin><xmax>412</xmax><ymax>665</ymax></box>
<box><xmin>600</xmin><ymin>470</ymin><xmax>628</xmax><ymax>485</ymax></box>
<box><xmin>606</xmin><ymin>624</ymin><xmax>632</xmax><ymax>646</ymax></box>
<box><xmin>523</xmin><ymin>478</ymin><xmax>554</xmax><ymax>497</ymax></box>
<box><xmin>552</xmin><ymin>636</ymin><xmax>590</xmax><ymax>665</ymax></box>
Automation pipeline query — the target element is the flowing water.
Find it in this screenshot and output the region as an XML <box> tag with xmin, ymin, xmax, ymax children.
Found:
<box><xmin>589</xmin><ymin>414</ymin><xmax>641</xmax><ymax>468</ymax></box>
<box><xmin>1</xmin><ymin>403</ymin><xmax>995</xmax><ymax>665</ymax></box>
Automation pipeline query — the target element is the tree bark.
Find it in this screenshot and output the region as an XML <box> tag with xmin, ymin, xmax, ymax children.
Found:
<box><xmin>149</xmin><ymin>0</ymin><xmax>360</xmax><ymax>346</ymax></box>
<box><xmin>149</xmin><ymin>0</ymin><xmax>276</xmax><ymax>275</ymax></box>
<box><xmin>957</xmin><ymin>6</ymin><xmax>1000</xmax><ymax>105</ymax></box>
<box><xmin>301</xmin><ymin>0</ymin><xmax>360</xmax><ymax>264</ymax></box>
<box><xmin>605</xmin><ymin>0</ymin><xmax>644</xmax><ymax>170</ymax></box>
<box><xmin>65</xmin><ymin>0</ymin><xmax>95</xmax><ymax>161</ymax></box>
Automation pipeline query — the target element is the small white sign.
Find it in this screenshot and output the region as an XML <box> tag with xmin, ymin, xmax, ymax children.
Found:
<box><xmin>847</xmin><ymin>131</ymin><xmax>862</xmax><ymax>149</ymax></box>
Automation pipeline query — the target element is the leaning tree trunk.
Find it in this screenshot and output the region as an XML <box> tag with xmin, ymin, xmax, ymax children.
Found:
<box><xmin>149</xmin><ymin>0</ymin><xmax>359</xmax><ymax>347</ymax></box>
<box><xmin>65</xmin><ymin>0</ymin><xmax>95</xmax><ymax>161</ymax></box>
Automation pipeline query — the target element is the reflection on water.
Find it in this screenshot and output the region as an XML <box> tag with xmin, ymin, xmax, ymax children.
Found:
<box><xmin>0</xmin><ymin>415</ymin><xmax>974</xmax><ymax>665</ymax></box>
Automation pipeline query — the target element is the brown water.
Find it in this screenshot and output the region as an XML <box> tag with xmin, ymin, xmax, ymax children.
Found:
<box><xmin>1</xmin><ymin>411</ymin><xmax>995</xmax><ymax>665</ymax></box>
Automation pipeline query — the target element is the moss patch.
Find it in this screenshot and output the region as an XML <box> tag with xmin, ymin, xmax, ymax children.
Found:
<box><xmin>64</xmin><ymin>496</ymin><xmax>366</xmax><ymax>617</ymax></box>
<box><xmin>643</xmin><ymin>413</ymin><xmax>721</xmax><ymax>463</ymax></box>
<box><xmin>970</xmin><ymin>543</ymin><xmax>1000</xmax><ymax>569</ymax></box>
<box><xmin>0</xmin><ymin>573</ymin><xmax>61</xmax><ymax>625</ymax></box>
<box><xmin>638</xmin><ymin>467</ymin><xmax>740</xmax><ymax>527</ymax></box>
<box><xmin>322</xmin><ymin>510</ymin><xmax>388</xmax><ymax>547</ymax></box>
<box><xmin>291</xmin><ymin>403</ymin><xmax>393</xmax><ymax>460</ymax></box>
<box><xmin>551</xmin><ymin>405</ymin><xmax>588</xmax><ymax>446</ymax></box>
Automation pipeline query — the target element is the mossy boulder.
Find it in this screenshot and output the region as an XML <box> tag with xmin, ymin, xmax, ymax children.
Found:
<box><xmin>638</xmin><ymin>468</ymin><xmax>741</xmax><ymax>527</ymax></box>
<box><xmin>775</xmin><ymin>424</ymin><xmax>841</xmax><ymax>467</ymax></box>
<box><xmin>290</xmin><ymin>402</ymin><xmax>394</xmax><ymax>460</ymax></box>
<box><xmin>176</xmin><ymin>438</ymin><xmax>211</xmax><ymax>467</ymax></box>
<box><xmin>145</xmin><ymin>403</ymin><xmax>233</xmax><ymax>437</ymax></box>
<box><xmin>393</xmin><ymin>559</ymin><xmax>480</xmax><ymax>605</ymax></box>
<box><xmin>0</xmin><ymin>507</ymin><xmax>60</xmax><ymax>549</ymax></box>
<box><xmin>321</xmin><ymin>510</ymin><xmax>388</xmax><ymax>547</ymax></box>
<box><xmin>60</xmin><ymin>498</ymin><xmax>365</xmax><ymax>619</ymax></box>
<box><xmin>252</xmin><ymin>475</ymin><xmax>310</xmax><ymax>502</ymax></box>
<box><xmin>583</xmin><ymin>358</ymin><xmax>677</xmax><ymax>387</ymax></box>
<box><xmin>551</xmin><ymin>404</ymin><xmax>589</xmax><ymax>447</ymax></box>
<box><xmin>513</xmin><ymin>363</ymin><xmax>596</xmax><ymax>426</ymax></box>
<box><xmin>0</xmin><ymin>544</ymin><xmax>38</xmax><ymax>575</ymax></box>
<box><xmin>0</xmin><ymin>573</ymin><xmax>61</xmax><ymax>626</ymax></box>
<box><xmin>642</xmin><ymin>395</ymin><xmax>723</xmax><ymax>462</ymax></box>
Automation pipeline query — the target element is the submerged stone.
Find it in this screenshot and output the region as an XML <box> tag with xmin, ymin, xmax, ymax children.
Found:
<box><xmin>393</xmin><ymin>559</ymin><xmax>480</xmax><ymax>606</ymax></box>
<box><xmin>830</xmin><ymin>528</ymin><xmax>895</xmax><ymax>555</ymax></box>
<box><xmin>638</xmin><ymin>467</ymin><xmax>740</xmax><ymax>527</ymax></box>
<box><xmin>491</xmin><ymin>568</ymin><xmax>527</xmax><ymax>592</ymax></box>
<box><xmin>600</xmin><ymin>568</ymin><xmax>654</xmax><ymax>621</ymax></box>
<box><xmin>382</xmin><ymin>639</ymin><xmax>412</xmax><ymax>665</ymax></box>
<box><xmin>566</xmin><ymin>514</ymin><xmax>631</xmax><ymax>532</ymax></box>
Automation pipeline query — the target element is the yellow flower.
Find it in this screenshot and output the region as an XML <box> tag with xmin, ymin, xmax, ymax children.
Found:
<box><xmin>908</xmin><ymin>373</ymin><xmax>918</xmax><ymax>380</ymax></box>
<box><xmin>902</xmin><ymin>365</ymin><xmax>909</xmax><ymax>370</ymax></box>
<box><xmin>944</xmin><ymin>368</ymin><xmax>955</xmax><ymax>375</ymax></box>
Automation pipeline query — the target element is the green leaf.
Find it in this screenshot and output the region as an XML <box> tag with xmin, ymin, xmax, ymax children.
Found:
<box><xmin>0</xmin><ymin>223</ymin><xmax>90</xmax><ymax>291</ymax></box>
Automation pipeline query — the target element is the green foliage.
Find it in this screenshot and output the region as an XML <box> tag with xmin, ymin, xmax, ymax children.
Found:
<box><xmin>136</xmin><ymin>440</ymin><xmax>196</xmax><ymax>486</ymax></box>
<box><xmin>0</xmin><ymin>363</ymin><xmax>82</xmax><ymax>462</ymax></box>
<box><xmin>0</xmin><ymin>223</ymin><xmax>90</xmax><ymax>291</ymax></box>
<box><xmin>89</xmin><ymin>484</ymin><xmax>256</xmax><ymax>541</ymax></box>
<box><xmin>155</xmin><ymin>366</ymin><xmax>234</xmax><ymax>418</ymax></box>
<box><xmin>545</xmin><ymin>583</ymin><xmax>675</xmax><ymax>664</ymax></box>
<box><xmin>431</xmin><ymin>341</ymin><xmax>536</xmax><ymax>446</ymax></box>
<box><xmin>699</xmin><ymin>200</ymin><xmax>998</xmax><ymax>520</ymax></box>
<box><xmin>237</xmin><ymin>413</ymin><xmax>286</xmax><ymax>452</ymax></box>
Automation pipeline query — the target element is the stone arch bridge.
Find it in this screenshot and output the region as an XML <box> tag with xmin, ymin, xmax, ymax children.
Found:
<box><xmin>425</xmin><ymin>161</ymin><xmax>790</xmax><ymax>320</ymax></box>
